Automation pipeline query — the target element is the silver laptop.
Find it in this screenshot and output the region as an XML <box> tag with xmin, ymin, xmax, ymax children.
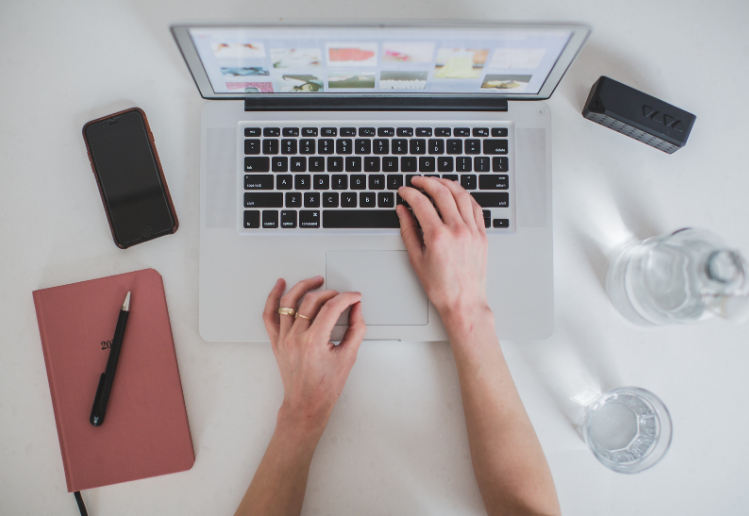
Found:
<box><xmin>171</xmin><ymin>21</ymin><xmax>590</xmax><ymax>342</ymax></box>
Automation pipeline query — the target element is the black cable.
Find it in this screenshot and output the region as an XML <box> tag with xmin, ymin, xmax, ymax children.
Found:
<box><xmin>74</xmin><ymin>491</ymin><xmax>88</xmax><ymax>516</ymax></box>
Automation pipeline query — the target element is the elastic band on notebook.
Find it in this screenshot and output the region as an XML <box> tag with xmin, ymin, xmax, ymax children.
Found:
<box><xmin>74</xmin><ymin>491</ymin><xmax>88</xmax><ymax>516</ymax></box>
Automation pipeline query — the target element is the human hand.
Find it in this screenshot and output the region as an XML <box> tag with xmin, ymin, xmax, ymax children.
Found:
<box><xmin>397</xmin><ymin>177</ymin><xmax>491</xmax><ymax>327</ymax></box>
<box><xmin>262</xmin><ymin>276</ymin><xmax>366</xmax><ymax>435</ymax></box>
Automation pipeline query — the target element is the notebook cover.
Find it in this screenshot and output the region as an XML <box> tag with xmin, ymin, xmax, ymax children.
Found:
<box><xmin>33</xmin><ymin>269</ymin><xmax>195</xmax><ymax>492</ymax></box>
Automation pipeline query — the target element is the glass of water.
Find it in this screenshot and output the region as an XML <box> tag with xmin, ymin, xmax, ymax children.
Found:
<box><xmin>583</xmin><ymin>387</ymin><xmax>672</xmax><ymax>473</ymax></box>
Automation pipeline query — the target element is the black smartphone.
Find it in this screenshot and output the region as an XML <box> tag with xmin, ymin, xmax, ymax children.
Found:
<box><xmin>83</xmin><ymin>108</ymin><xmax>178</xmax><ymax>248</ymax></box>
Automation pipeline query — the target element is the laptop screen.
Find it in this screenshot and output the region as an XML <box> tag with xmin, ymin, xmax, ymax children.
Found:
<box><xmin>185</xmin><ymin>25</ymin><xmax>575</xmax><ymax>97</ymax></box>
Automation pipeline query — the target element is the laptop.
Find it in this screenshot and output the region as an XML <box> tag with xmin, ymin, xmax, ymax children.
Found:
<box><xmin>170</xmin><ymin>21</ymin><xmax>590</xmax><ymax>342</ymax></box>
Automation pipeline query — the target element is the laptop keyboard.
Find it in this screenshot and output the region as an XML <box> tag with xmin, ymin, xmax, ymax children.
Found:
<box><xmin>239</xmin><ymin>122</ymin><xmax>513</xmax><ymax>233</ymax></box>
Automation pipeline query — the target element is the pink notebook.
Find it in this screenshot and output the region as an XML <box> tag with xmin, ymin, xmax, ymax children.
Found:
<box><xmin>33</xmin><ymin>269</ymin><xmax>195</xmax><ymax>492</ymax></box>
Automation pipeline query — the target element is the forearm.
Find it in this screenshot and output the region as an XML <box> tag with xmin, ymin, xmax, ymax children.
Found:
<box><xmin>443</xmin><ymin>310</ymin><xmax>560</xmax><ymax>516</ymax></box>
<box><xmin>234</xmin><ymin>410</ymin><xmax>326</xmax><ymax>516</ymax></box>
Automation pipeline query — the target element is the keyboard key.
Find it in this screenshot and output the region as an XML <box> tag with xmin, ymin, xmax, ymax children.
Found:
<box><xmin>378</xmin><ymin>127</ymin><xmax>395</xmax><ymax>137</ymax></box>
<box><xmin>281</xmin><ymin>139</ymin><xmax>297</xmax><ymax>155</ymax></box>
<box><xmin>456</xmin><ymin>157</ymin><xmax>472</xmax><ymax>172</ymax></box>
<box><xmin>245</xmin><ymin>174</ymin><xmax>273</xmax><ymax>190</ymax></box>
<box><xmin>416</xmin><ymin>127</ymin><xmax>432</xmax><ymax>137</ymax></box>
<box><xmin>318</xmin><ymin>139</ymin><xmax>334</xmax><ymax>154</ymax></box>
<box><xmin>245</xmin><ymin>157</ymin><xmax>270</xmax><ymax>172</ymax></box>
<box><xmin>471</xmin><ymin>192</ymin><xmax>509</xmax><ymax>207</ymax></box>
<box><xmin>369</xmin><ymin>175</ymin><xmax>385</xmax><ymax>190</ymax></box>
<box><xmin>360</xmin><ymin>192</ymin><xmax>376</xmax><ymax>208</ymax></box>
<box><xmin>276</xmin><ymin>174</ymin><xmax>293</xmax><ymax>190</ymax></box>
<box><xmin>442</xmin><ymin>174</ymin><xmax>459</xmax><ymax>181</ymax></box>
<box><xmin>244</xmin><ymin>139</ymin><xmax>260</xmax><ymax>155</ymax></box>
<box><xmin>305</xmin><ymin>192</ymin><xmax>320</xmax><ymax>207</ymax></box>
<box><xmin>424</xmin><ymin>174</ymin><xmax>439</xmax><ymax>178</ymax></box>
<box><xmin>340</xmin><ymin>127</ymin><xmax>357</xmax><ymax>136</ymax></box>
<box><xmin>373</xmin><ymin>139</ymin><xmax>389</xmax><ymax>154</ymax></box>
<box><xmin>355</xmin><ymin>139</ymin><xmax>372</xmax><ymax>154</ymax></box>
<box><xmin>359</xmin><ymin>127</ymin><xmax>376</xmax><ymax>136</ymax></box>
<box><xmin>491</xmin><ymin>128</ymin><xmax>509</xmax><ymax>137</ymax></box>
<box><xmin>244</xmin><ymin>210</ymin><xmax>260</xmax><ymax>228</ymax></box>
<box><xmin>262</xmin><ymin>210</ymin><xmax>278</xmax><ymax>228</ymax></box>
<box><xmin>378</xmin><ymin>192</ymin><xmax>395</xmax><ymax>207</ymax></box>
<box><xmin>245</xmin><ymin>127</ymin><xmax>261</xmax><ymax>137</ymax></box>
<box><xmin>435</xmin><ymin>127</ymin><xmax>451</xmax><ymax>137</ymax></box>
<box><xmin>483</xmin><ymin>210</ymin><xmax>491</xmax><ymax>228</ymax></box>
<box><xmin>331</xmin><ymin>174</ymin><xmax>348</xmax><ymax>190</ymax></box>
<box><xmin>460</xmin><ymin>174</ymin><xmax>477</xmax><ymax>190</ymax></box>
<box><xmin>383</xmin><ymin>157</ymin><xmax>399</xmax><ymax>172</ymax></box>
<box><xmin>309</xmin><ymin>157</ymin><xmax>325</xmax><ymax>172</ymax></box>
<box><xmin>341</xmin><ymin>192</ymin><xmax>357</xmax><ymax>207</ymax></box>
<box><xmin>345</xmin><ymin>156</ymin><xmax>362</xmax><ymax>172</ymax></box>
<box><xmin>282</xmin><ymin>128</ymin><xmax>299</xmax><ymax>137</ymax></box>
<box><xmin>479</xmin><ymin>175</ymin><xmax>508</xmax><ymax>190</ymax></box>
<box><xmin>272</xmin><ymin>157</ymin><xmax>288</xmax><ymax>172</ymax></box>
<box><xmin>364</xmin><ymin>157</ymin><xmax>380</xmax><ymax>172</ymax></box>
<box><xmin>323</xmin><ymin>210</ymin><xmax>400</xmax><ymax>228</ymax></box>
<box><xmin>350</xmin><ymin>175</ymin><xmax>366</xmax><ymax>190</ymax></box>
<box><xmin>299</xmin><ymin>210</ymin><xmax>320</xmax><ymax>228</ymax></box>
<box><xmin>474</xmin><ymin>157</ymin><xmax>491</xmax><ymax>172</ymax></box>
<box><xmin>405</xmin><ymin>174</ymin><xmax>420</xmax><ymax>187</ymax></box>
<box><xmin>281</xmin><ymin>210</ymin><xmax>297</xmax><ymax>228</ymax></box>
<box><xmin>465</xmin><ymin>139</ymin><xmax>481</xmax><ymax>154</ymax></box>
<box><xmin>447</xmin><ymin>139</ymin><xmax>462</xmax><ymax>154</ymax></box>
<box><xmin>473</xmin><ymin>128</ymin><xmax>489</xmax><ymax>137</ymax></box>
<box><xmin>321</xmin><ymin>127</ymin><xmax>337</xmax><ymax>137</ymax></box>
<box><xmin>387</xmin><ymin>174</ymin><xmax>404</xmax><ymax>190</ymax></box>
<box><xmin>438</xmin><ymin>157</ymin><xmax>454</xmax><ymax>172</ymax></box>
<box><xmin>263</xmin><ymin>127</ymin><xmax>280</xmax><ymax>137</ymax></box>
<box><xmin>455</xmin><ymin>127</ymin><xmax>470</xmax><ymax>137</ymax></box>
<box><xmin>300</xmin><ymin>139</ymin><xmax>316</xmax><ymax>154</ymax></box>
<box><xmin>302</xmin><ymin>127</ymin><xmax>318</xmax><ymax>137</ymax></box>
<box><xmin>263</xmin><ymin>139</ymin><xmax>279</xmax><ymax>155</ymax></box>
<box><xmin>401</xmin><ymin>157</ymin><xmax>417</xmax><ymax>172</ymax></box>
<box><xmin>429</xmin><ymin>139</ymin><xmax>444</xmax><ymax>154</ymax></box>
<box><xmin>410</xmin><ymin>139</ymin><xmax>426</xmax><ymax>155</ymax></box>
<box><xmin>295</xmin><ymin>175</ymin><xmax>311</xmax><ymax>190</ymax></box>
<box><xmin>245</xmin><ymin>192</ymin><xmax>283</xmax><ymax>208</ymax></box>
<box><xmin>327</xmin><ymin>157</ymin><xmax>343</xmax><ymax>172</ymax></box>
<box><xmin>323</xmin><ymin>192</ymin><xmax>339</xmax><ymax>207</ymax></box>
<box><xmin>492</xmin><ymin>157</ymin><xmax>509</xmax><ymax>172</ymax></box>
<box><xmin>484</xmin><ymin>139</ymin><xmax>508</xmax><ymax>154</ymax></box>
<box><xmin>285</xmin><ymin>192</ymin><xmax>302</xmax><ymax>208</ymax></box>
<box><xmin>419</xmin><ymin>157</ymin><xmax>436</xmax><ymax>172</ymax></box>
<box><xmin>313</xmin><ymin>174</ymin><xmax>329</xmax><ymax>190</ymax></box>
<box><xmin>336</xmin><ymin>139</ymin><xmax>352</xmax><ymax>154</ymax></box>
<box><xmin>392</xmin><ymin>139</ymin><xmax>408</xmax><ymax>154</ymax></box>
<box><xmin>290</xmin><ymin>156</ymin><xmax>306</xmax><ymax>172</ymax></box>
<box><xmin>493</xmin><ymin>218</ymin><xmax>510</xmax><ymax>228</ymax></box>
<box><xmin>397</xmin><ymin>127</ymin><xmax>414</xmax><ymax>137</ymax></box>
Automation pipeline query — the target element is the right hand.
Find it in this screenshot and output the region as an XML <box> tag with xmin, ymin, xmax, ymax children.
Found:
<box><xmin>396</xmin><ymin>177</ymin><xmax>491</xmax><ymax>326</ymax></box>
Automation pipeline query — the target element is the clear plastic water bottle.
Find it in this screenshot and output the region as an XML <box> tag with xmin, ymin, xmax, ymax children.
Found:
<box><xmin>606</xmin><ymin>228</ymin><xmax>749</xmax><ymax>326</ymax></box>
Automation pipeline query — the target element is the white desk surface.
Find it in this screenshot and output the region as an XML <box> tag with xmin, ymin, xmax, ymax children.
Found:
<box><xmin>2</xmin><ymin>1</ymin><xmax>748</xmax><ymax>514</ymax></box>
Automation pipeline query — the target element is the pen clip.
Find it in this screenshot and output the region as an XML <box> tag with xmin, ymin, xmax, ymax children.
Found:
<box><xmin>90</xmin><ymin>373</ymin><xmax>106</xmax><ymax>426</ymax></box>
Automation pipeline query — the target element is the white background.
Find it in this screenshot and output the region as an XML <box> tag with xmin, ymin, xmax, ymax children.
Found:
<box><xmin>2</xmin><ymin>0</ymin><xmax>748</xmax><ymax>515</ymax></box>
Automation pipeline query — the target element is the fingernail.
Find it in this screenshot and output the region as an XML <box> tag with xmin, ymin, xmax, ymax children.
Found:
<box><xmin>315</xmin><ymin>275</ymin><xmax>323</xmax><ymax>281</ymax></box>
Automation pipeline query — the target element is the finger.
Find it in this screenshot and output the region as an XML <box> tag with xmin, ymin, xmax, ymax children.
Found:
<box><xmin>396</xmin><ymin>204</ymin><xmax>424</xmax><ymax>261</ymax></box>
<box><xmin>309</xmin><ymin>291</ymin><xmax>362</xmax><ymax>340</ymax></box>
<box><xmin>292</xmin><ymin>289</ymin><xmax>339</xmax><ymax>334</ymax></box>
<box><xmin>469</xmin><ymin>194</ymin><xmax>487</xmax><ymax>235</ymax></box>
<box><xmin>397</xmin><ymin>185</ymin><xmax>443</xmax><ymax>234</ymax></box>
<box><xmin>437</xmin><ymin>178</ymin><xmax>478</xmax><ymax>230</ymax></box>
<box><xmin>278</xmin><ymin>276</ymin><xmax>324</xmax><ymax>336</ymax></box>
<box><xmin>337</xmin><ymin>301</ymin><xmax>366</xmax><ymax>364</ymax></box>
<box><xmin>411</xmin><ymin>176</ymin><xmax>462</xmax><ymax>227</ymax></box>
<box><xmin>262</xmin><ymin>278</ymin><xmax>286</xmax><ymax>345</ymax></box>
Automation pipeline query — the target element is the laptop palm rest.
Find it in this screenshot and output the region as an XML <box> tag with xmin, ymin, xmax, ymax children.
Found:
<box><xmin>326</xmin><ymin>251</ymin><xmax>428</xmax><ymax>327</ymax></box>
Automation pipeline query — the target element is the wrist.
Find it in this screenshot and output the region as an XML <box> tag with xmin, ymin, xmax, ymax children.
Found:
<box><xmin>275</xmin><ymin>403</ymin><xmax>329</xmax><ymax>446</ymax></box>
<box><xmin>439</xmin><ymin>302</ymin><xmax>495</xmax><ymax>339</ymax></box>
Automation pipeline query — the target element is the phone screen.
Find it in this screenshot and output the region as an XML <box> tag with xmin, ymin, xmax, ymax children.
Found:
<box><xmin>85</xmin><ymin>110</ymin><xmax>174</xmax><ymax>246</ymax></box>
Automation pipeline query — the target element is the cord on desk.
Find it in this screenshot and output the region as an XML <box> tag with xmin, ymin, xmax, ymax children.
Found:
<box><xmin>74</xmin><ymin>491</ymin><xmax>88</xmax><ymax>516</ymax></box>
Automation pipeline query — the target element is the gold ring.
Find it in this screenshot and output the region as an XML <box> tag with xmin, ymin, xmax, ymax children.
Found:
<box><xmin>278</xmin><ymin>307</ymin><xmax>296</xmax><ymax>316</ymax></box>
<box><xmin>295</xmin><ymin>313</ymin><xmax>312</xmax><ymax>321</ymax></box>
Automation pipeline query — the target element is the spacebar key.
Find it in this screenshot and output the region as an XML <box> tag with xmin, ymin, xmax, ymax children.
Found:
<box><xmin>323</xmin><ymin>210</ymin><xmax>400</xmax><ymax>228</ymax></box>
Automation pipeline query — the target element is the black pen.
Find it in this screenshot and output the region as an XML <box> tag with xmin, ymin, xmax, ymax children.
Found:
<box><xmin>90</xmin><ymin>291</ymin><xmax>130</xmax><ymax>426</ymax></box>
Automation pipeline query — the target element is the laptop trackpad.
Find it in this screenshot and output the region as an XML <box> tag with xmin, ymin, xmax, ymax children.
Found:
<box><xmin>326</xmin><ymin>251</ymin><xmax>428</xmax><ymax>326</ymax></box>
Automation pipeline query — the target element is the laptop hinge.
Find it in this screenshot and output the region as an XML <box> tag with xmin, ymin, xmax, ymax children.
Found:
<box><xmin>244</xmin><ymin>97</ymin><xmax>509</xmax><ymax>112</ymax></box>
